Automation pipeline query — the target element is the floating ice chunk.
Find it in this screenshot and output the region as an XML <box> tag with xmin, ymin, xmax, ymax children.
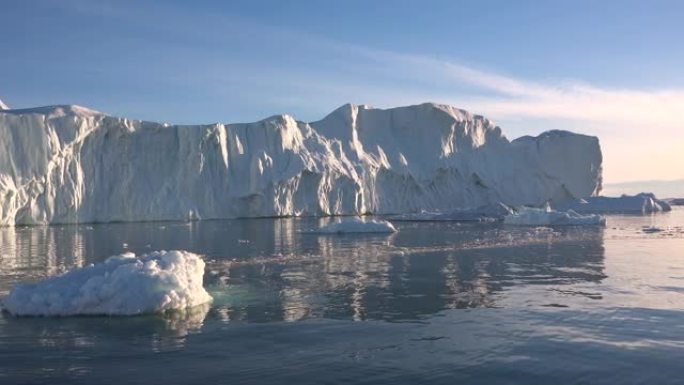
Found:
<box><xmin>504</xmin><ymin>205</ymin><xmax>606</xmax><ymax>226</ymax></box>
<box><xmin>313</xmin><ymin>217</ymin><xmax>398</xmax><ymax>234</ymax></box>
<box><xmin>388</xmin><ymin>210</ymin><xmax>472</xmax><ymax>222</ymax></box>
<box><xmin>554</xmin><ymin>193</ymin><xmax>671</xmax><ymax>214</ymax></box>
<box><xmin>2</xmin><ymin>250</ymin><xmax>212</xmax><ymax>316</ymax></box>
<box><xmin>388</xmin><ymin>203</ymin><xmax>513</xmax><ymax>222</ymax></box>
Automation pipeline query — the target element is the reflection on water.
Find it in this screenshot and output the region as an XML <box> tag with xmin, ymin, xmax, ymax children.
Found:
<box><xmin>1</xmin><ymin>219</ymin><xmax>608</xmax><ymax>323</ymax></box>
<box><xmin>212</xmin><ymin>227</ymin><xmax>606</xmax><ymax>323</ymax></box>
<box><xmin>1</xmin><ymin>209</ymin><xmax>684</xmax><ymax>384</ymax></box>
<box><xmin>0</xmin><ymin>302</ymin><xmax>210</xmax><ymax>350</ymax></box>
<box><xmin>0</xmin><ymin>226</ymin><xmax>87</xmax><ymax>286</ymax></box>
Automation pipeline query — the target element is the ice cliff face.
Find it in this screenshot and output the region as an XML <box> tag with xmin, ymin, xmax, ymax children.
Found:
<box><xmin>0</xmin><ymin>103</ymin><xmax>602</xmax><ymax>225</ymax></box>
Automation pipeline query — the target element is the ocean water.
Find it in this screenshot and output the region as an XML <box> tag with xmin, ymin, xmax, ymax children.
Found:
<box><xmin>1</xmin><ymin>208</ymin><xmax>683</xmax><ymax>384</ymax></box>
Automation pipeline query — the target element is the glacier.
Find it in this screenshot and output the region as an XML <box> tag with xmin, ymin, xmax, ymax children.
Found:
<box><xmin>0</xmin><ymin>102</ymin><xmax>602</xmax><ymax>226</ymax></box>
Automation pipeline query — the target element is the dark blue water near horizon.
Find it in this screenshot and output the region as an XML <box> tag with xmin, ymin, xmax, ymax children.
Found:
<box><xmin>1</xmin><ymin>208</ymin><xmax>683</xmax><ymax>384</ymax></box>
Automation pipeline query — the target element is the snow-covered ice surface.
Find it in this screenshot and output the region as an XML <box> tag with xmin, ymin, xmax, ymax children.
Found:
<box><xmin>0</xmin><ymin>103</ymin><xmax>602</xmax><ymax>226</ymax></box>
<box><xmin>554</xmin><ymin>193</ymin><xmax>671</xmax><ymax>214</ymax></box>
<box><xmin>504</xmin><ymin>206</ymin><xmax>606</xmax><ymax>226</ymax></box>
<box><xmin>2</xmin><ymin>250</ymin><xmax>212</xmax><ymax>316</ymax></box>
<box><xmin>310</xmin><ymin>217</ymin><xmax>397</xmax><ymax>234</ymax></box>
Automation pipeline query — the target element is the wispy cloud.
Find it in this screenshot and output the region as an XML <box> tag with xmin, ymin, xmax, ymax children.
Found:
<box><xmin>19</xmin><ymin>0</ymin><xmax>684</xmax><ymax>182</ymax></box>
<box><xmin>255</xmin><ymin>42</ymin><xmax>683</xmax><ymax>182</ymax></box>
<box><xmin>341</xmin><ymin>47</ymin><xmax>684</xmax><ymax>134</ymax></box>
<box><xmin>56</xmin><ymin>0</ymin><xmax>684</xmax><ymax>131</ymax></box>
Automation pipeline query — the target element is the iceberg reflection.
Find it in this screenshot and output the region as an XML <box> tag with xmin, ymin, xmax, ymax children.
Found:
<box><xmin>1</xmin><ymin>218</ymin><xmax>606</xmax><ymax>323</ymax></box>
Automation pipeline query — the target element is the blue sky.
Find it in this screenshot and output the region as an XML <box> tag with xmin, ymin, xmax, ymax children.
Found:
<box><xmin>1</xmin><ymin>0</ymin><xmax>683</xmax><ymax>182</ymax></box>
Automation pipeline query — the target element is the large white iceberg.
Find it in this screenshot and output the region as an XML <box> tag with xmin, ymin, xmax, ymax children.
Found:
<box><xmin>312</xmin><ymin>217</ymin><xmax>397</xmax><ymax>234</ymax></box>
<box><xmin>504</xmin><ymin>205</ymin><xmax>606</xmax><ymax>226</ymax></box>
<box><xmin>0</xmin><ymin>103</ymin><xmax>602</xmax><ymax>225</ymax></box>
<box><xmin>2</xmin><ymin>250</ymin><xmax>212</xmax><ymax>316</ymax></box>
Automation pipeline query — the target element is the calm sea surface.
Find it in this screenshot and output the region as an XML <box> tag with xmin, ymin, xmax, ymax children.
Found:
<box><xmin>1</xmin><ymin>208</ymin><xmax>683</xmax><ymax>384</ymax></box>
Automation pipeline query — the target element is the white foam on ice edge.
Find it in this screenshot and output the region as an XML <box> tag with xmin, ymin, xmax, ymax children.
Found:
<box><xmin>2</xmin><ymin>250</ymin><xmax>212</xmax><ymax>316</ymax></box>
<box><xmin>309</xmin><ymin>217</ymin><xmax>398</xmax><ymax>234</ymax></box>
<box><xmin>504</xmin><ymin>205</ymin><xmax>606</xmax><ymax>226</ymax></box>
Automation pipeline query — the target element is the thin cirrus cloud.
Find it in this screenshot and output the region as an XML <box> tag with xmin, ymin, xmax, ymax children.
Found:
<box><xmin>209</xmin><ymin>31</ymin><xmax>683</xmax><ymax>142</ymax></box>
<box><xmin>329</xmin><ymin>46</ymin><xmax>684</xmax><ymax>133</ymax></box>
<box><xmin>54</xmin><ymin>0</ymin><xmax>684</xmax><ymax>136</ymax></box>
<box><xmin>259</xmin><ymin>43</ymin><xmax>684</xmax><ymax>183</ymax></box>
<box><xmin>10</xmin><ymin>0</ymin><xmax>684</xmax><ymax>183</ymax></box>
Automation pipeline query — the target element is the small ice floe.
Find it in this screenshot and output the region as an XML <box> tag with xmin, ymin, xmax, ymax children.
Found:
<box><xmin>503</xmin><ymin>205</ymin><xmax>606</xmax><ymax>226</ymax></box>
<box><xmin>310</xmin><ymin>217</ymin><xmax>398</xmax><ymax>234</ymax></box>
<box><xmin>2</xmin><ymin>250</ymin><xmax>212</xmax><ymax>316</ymax></box>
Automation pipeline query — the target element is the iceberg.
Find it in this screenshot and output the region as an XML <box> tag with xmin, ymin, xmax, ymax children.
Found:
<box><xmin>503</xmin><ymin>205</ymin><xmax>606</xmax><ymax>226</ymax></box>
<box><xmin>311</xmin><ymin>217</ymin><xmax>397</xmax><ymax>234</ymax></box>
<box><xmin>0</xmin><ymin>102</ymin><xmax>602</xmax><ymax>225</ymax></box>
<box><xmin>554</xmin><ymin>193</ymin><xmax>671</xmax><ymax>214</ymax></box>
<box><xmin>2</xmin><ymin>250</ymin><xmax>212</xmax><ymax>316</ymax></box>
